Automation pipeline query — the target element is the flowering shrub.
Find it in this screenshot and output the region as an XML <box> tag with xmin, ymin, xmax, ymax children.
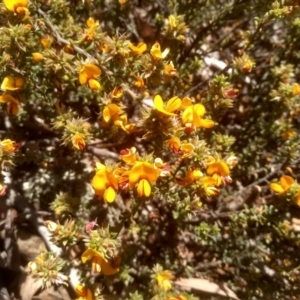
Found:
<box><xmin>1</xmin><ymin>0</ymin><xmax>300</xmax><ymax>299</ymax></box>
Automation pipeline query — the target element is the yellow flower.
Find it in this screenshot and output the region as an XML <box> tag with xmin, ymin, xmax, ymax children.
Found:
<box><xmin>0</xmin><ymin>183</ymin><xmax>6</xmax><ymax>196</ymax></box>
<box><xmin>282</xmin><ymin>129</ymin><xmax>295</xmax><ymax>140</ymax></box>
<box><xmin>120</xmin><ymin>147</ymin><xmax>137</xmax><ymax>164</ymax></box>
<box><xmin>129</xmin><ymin>162</ymin><xmax>159</xmax><ymax>197</ymax></box>
<box><xmin>177</xmin><ymin>167</ymin><xmax>202</xmax><ymax>186</ymax></box>
<box><xmin>168</xmin><ymin>15</ymin><xmax>177</xmax><ymax>29</ymax></box>
<box><xmin>111</xmin><ymin>86</ymin><xmax>123</xmax><ymax>99</ymax></box>
<box><xmin>129</xmin><ymin>42</ymin><xmax>147</xmax><ymax>55</ymax></box>
<box><xmin>134</xmin><ymin>76</ymin><xmax>145</xmax><ymax>88</ymax></box>
<box><xmin>101</xmin><ymin>104</ymin><xmax>123</xmax><ymax>126</ymax></box>
<box><xmin>0</xmin><ymin>139</ymin><xmax>17</xmax><ymax>153</ymax></box>
<box><xmin>206</xmin><ymin>160</ymin><xmax>230</xmax><ymax>186</ymax></box>
<box><xmin>79</xmin><ymin>64</ymin><xmax>102</xmax><ymax>91</ymax></box>
<box><xmin>114</xmin><ymin>114</ymin><xmax>137</xmax><ymax>133</ymax></box>
<box><xmin>166</xmin><ymin>136</ymin><xmax>181</xmax><ymax>153</ymax></box>
<box><xmin>81</xmin><ymin>248</ymin><xmax>119</xmax><ymax>275</ymax></box>
<box><xmin>85</xmin><ymin>17</ymin><xmax>99</xmax><ymax>41</ymax></box>
<box><xmin>166</xmin><ymin>296</ymin><xmax>187</xmax><ymax>300</ymax></box>
<box><xmin>201</xmin><ymin>176</ymin><xmax>219</xmax><ymax>196</ymax></box>
<box><xmin>154</xmin><ymin>95</ymin><xmax>181</xmax><ymax>116</ymax></box>
<box><xmin>119</xmin><ymin>0</ymin><xmax>129</xmax><ymax>4</ymax></box>
<box><xmin>3</xmin><ymin>0</ymin><xmax>28</xmax><ymax>15</ymax></box>
<box><xmin>292</xmin><ymin>83</ymin><xmax>300</xmax><ymax>96</ymax></box>
<box><xmin>92</xmin><ymin>163</ymin><xmax>118</xmax><ymax>202</ymax></box>
<box><xmin>157</xmin><ymin>270</ymin><xmax>173</xmax><ymax>291</ymax></box>
<box><xmin>181</xmin><ymin>97</ymin><xmax>193</xmax><ymax>109</ymax></box>
<box><xmin>180</xmin><ymin>142</ymin><xmax>194</xmax><ymax>158</ymax></box>
<box><xmin>0</xmin><ymin>93</ymin><xmax>20</xmax><ymax>115</ymax></box>
<box><xmin>150</xmin><ymin>42</ymin><xmax>170</xmax><ymax>60</ymax></box>
<box><xmin>32</xmin><ymin>53</ymin><xmax>44</xmax><ymax>62</ymax></box>
<box><xmin>1</xmin><ymin>76</ymin><xmax>24</xmax><ymax>91</ymax></box>
<box><xmin>75</xmin><ymin>284</ymin><xmax>93</xmax><ymax>300</ymax></box>
<box><xmin>40</xmin><ymin>36</ymin><xmax>52</xmax><ymax>49</ymax></box>
<box><xmin>270</xmin><ymin>175</ymin><xmax>294</xmax><ymax>194</ymax></box>
<box><xmin>72</xmin><ymin>133</ymin><xmax>86</xmax><ymax>150</ymax></box>
<box><xmin>182</xmin><ymin>103</ymin><xmax>214</xmax><ymax>131</ymax></box>
<box><xmin>164</xmin><ymin>61</ymin><xmax>178</xmax><ymax>77</ymax></box>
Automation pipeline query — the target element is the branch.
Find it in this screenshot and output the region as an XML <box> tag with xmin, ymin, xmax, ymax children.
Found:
<box><xmin>38</xmin><ymin>9</ymin><xmax>93</xmax><ymax>59</ymax></box>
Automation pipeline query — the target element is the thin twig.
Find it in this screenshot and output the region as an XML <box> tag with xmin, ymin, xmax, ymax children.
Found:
<box><xmin>38</xmin><ymin>9</ymin><xmax>93</xmax><ymax>59</ymax></box>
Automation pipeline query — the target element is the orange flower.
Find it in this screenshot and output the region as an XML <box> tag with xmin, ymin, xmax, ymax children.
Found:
<box><xmin>72</xmin><ymin>133</ymin><xmax>86</xmax><ymax>150</ymax></box>
<box><xmin>0</xmin><ymin>93</ymin><xmax>20</xmax><ymax>115</ymax></box>
<box><xmin>40</xmin><ymin>36</ymin><xmax>52</xmax><ymax>49</ymax></box>
<box><xmin>166</xmin><ymin>136</ymin><xmax>181</xmax><ymax>153</ymax></box>
<box><xmin>75</xmin><ymin>284</ymin><xmax>93</xmax><ymax>300</ymax></box>
<box><xmin>129</xmin><ymin>162</ymin><xmax>159</xmax><ymax>197</ymax></box>
<box><xmin>32</xmin><ymin>53</ymin><xmax>44</xmax><ymax>62</ymax></box>
<box><xmin>111</xmin><ymin>86</ymin><xmax>123</xmax><ymax>99</ymax></box>
<box><xmin>134</xmin><ymin>77</ymin><xmax>145</xmax><ymax>88</ymax></box>
<box><xmin>92</xmin><ymin>163</ymin><xmax>118</xmax><ymax>202</ymax></box>
<box><xmin>85</xmin><ymin>17</ymin><xmax>99</xmax><ymax>41</ymax></box>
<box><xmin>81</xmin><ymin>248</ymin><xmax>119</xmax><ymax>275</ymax></box>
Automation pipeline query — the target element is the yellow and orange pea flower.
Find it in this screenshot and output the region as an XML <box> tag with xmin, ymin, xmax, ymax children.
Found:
<box><xmin>134</xmin><ymin>76</ymin><xmax>145</xmax><ymax>88</ymax></box>
<box><xmin>81</xmin><ymin>248</ymin><xmax>119</xmax><ymax>276</ymax></box>
<box><xmin>292</xmin><ymin>83</ymin><xmax>300</xmax><ymax>96</ymax></box>
<box><xmin>270</xmin><ymin>175</ymin><xmax>300</xmax><ymax>205</ymax></box>
<box><xmin>128</xmin><ymin>42</ymin><xmax>147</xmax><ymax>55</ymax></box>
<box><xmin>32</xmin><ymin>53</ymin><xmax>44</xmax><ymax>62</ymax></box>
<box><xmin>0</xmin><ymin>76</ymin><xmax>23</xmax><ymax>114</ymax></box>
<box><xmin>157</xmin><ymin>270</ymin><xmax>173</xmax><ymax>291</ymax></box>
<box><xmin>201</xmin><ymin>176</ymin><xmax>220</xmax><ymax>196</ymax></box>
<box><xmin>270</xmin><ymin>175</ymin><xmax>295</xmax><ymax>194</ymax></box>
<box><xmin>111</xmin><ymin>86</ymin><xmax>123</xmax><ymax>99</ymax></box>
<box><xmin>85</xmin><ymin>17</ymin><xmax>99</xmax><ymax>41</ymax></box>
<box><xmin>72</xmin><ymin>133</ymin><xmax>86</xmax><ymax>150</ymax></box>
<box><xmin>168</xmin><ymin>15</ymin><xmax>177</xmax><ymax>30</ymax></box>
<box><xmin>40</xmin><ymin>36</ymin><xmax>52</xmax><ymax>49</ymax></box>
<box><xmin>0</xmin><ymin>183</ymin><xmax>6</xmax><ymax>196</ymax></box>
<box><xmin>101</xmin><ymin>104</ymin><xmax>123</xmax><ymax>127</ymax></box>
<box><xmin>91</xmin><ymin>162</ymin><xmax>118</xmax><ymax>203</ymax></box>
<box><xmin>176</xmin><ymin>167</ymin><xmax>202</xmax><ymax>186</ymax></box>
<box><xmin>0</xmin><ymin>139</ymin><xmax>18</xmax><ymax>153</ymax></box>
<box><xmin>153</xmin><ymin>94</ymin><xmax>181</xmax><ymax>117</ymax></box>
<box><xmin>165</xmin><ymin>136</ymin><xmax>194</xmax><ymax>158</ymax></box>
<box><xmin>181</xmin><ymin>103</ymin><xmax>214</xmax><ymax>132</ymax></box>
<box><xmin>206</xmin><ymin>160</ymin><xmax>231</xmax><ymax>186</ymax></box>
<box><xmin>129</xmin><ymin>161</ymin><xmax>159</xmax><ymax>197</ymax></box>
<box><xmin>150</xmin><ymin>42</ymin><xmax>170</xmax><ymax>61</ymax></box>
<box><xmin>164</xmin><ymin>61</ymin><xmax>178</xmax><ymax>77</ymax></box>
<box><xmin>281</xmin><ymin>129</ymin><xmax>295</xmax><ymax>140</ymax></box>
<box><xmin>3</xmin><ymin>0</ymin><xmax>29</xmax><ymax>16</ymax></box>
<box><xmin>1</xmin><ymin>76</ymin><xmax>24</xmax><ymax>91</ymax></box>
<box><xmin>75</xmin><ymin>284</ymin><xmax>93</xmax><ymax>300</ymax></box>
<box><xmin>119</xmin><ymin>147</ymin><xmax>137</xmax><ymax>164</ymax></box>
<box><xmin>79</xmin><ymin>63</ymin><xmax>102</xmax><ymax>91</ymax></box>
